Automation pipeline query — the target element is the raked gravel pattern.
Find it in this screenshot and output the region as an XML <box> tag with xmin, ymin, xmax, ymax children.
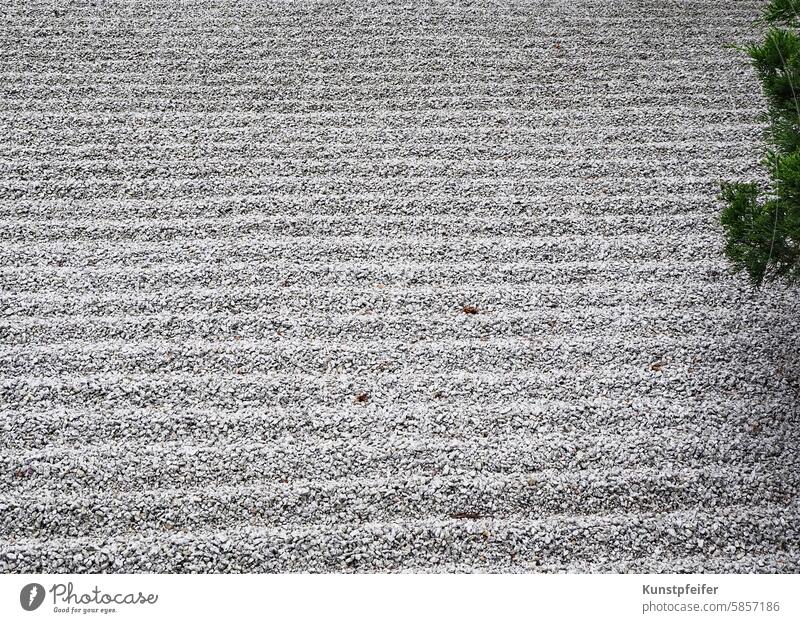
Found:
<box><xmin>1</xmin><ymin>0</ymin><xmax>799</xmax><ymax>573</ymax></box>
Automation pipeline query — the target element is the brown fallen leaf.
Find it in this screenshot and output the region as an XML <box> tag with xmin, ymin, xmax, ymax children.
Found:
<box><xmin>450</xmin><ymin>511</ymin><xmax>485</xmax><ymax>519</ymax></box>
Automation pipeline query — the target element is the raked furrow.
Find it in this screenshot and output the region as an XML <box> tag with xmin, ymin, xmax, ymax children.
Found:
<box><xmin>0</xmin><ymin>0</ymin><xmax>798</xmax><ymax>573</ymax></box>
<box><xmin>2</xmin><ymin>505</ymin><xmax>798</xmax><ymax>573</ymax></box>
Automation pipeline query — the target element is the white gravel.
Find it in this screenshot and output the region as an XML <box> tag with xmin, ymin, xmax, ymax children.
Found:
<box><xmin>0</xmin><ymin>0</ymin><xmax>799</xmax><ymax>573</ymax></box>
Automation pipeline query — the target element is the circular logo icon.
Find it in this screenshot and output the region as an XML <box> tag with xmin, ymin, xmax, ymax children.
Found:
<box><xmin>20</xmin><ymin>583</ymin><xmax>45</xmax><ymax>611</ymax></box>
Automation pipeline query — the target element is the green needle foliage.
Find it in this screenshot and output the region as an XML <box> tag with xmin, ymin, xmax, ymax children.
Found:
<box><xmin>763</xmin><ymin>0</ymin><xmax>800</xmax><ymax>26</ymax></box>
<box><xmin>721</xmin><ymin>0</ymin><xmax>800</xmax><ymax>286</ymax></box>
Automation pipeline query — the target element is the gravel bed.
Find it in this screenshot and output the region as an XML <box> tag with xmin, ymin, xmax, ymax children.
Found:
<box><xmin>1</xmin><ymin>0</ymin><xmax>798</xmax><ymax>573</ymax></box>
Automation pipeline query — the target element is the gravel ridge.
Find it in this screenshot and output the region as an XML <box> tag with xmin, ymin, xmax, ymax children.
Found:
<box><xmin>1</xmin><ymin>0</ymin><xmax>798</xmax><ymax>573</ymax></box>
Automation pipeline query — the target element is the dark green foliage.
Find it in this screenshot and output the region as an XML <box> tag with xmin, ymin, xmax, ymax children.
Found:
<box><xmin>720</xmin><ymin>180</ymin><xmax>800</xmax><ymax>284</ymax></box>
<box><xmin>747</xmin><ymin>29</ymin><xmax>800</xmax><ymax>110</ymax></box>
<box><xmin>763</xmin><ymin>0</ymin><xmax>800</xmax><ymax>25</ymax></box>
<box><xmin>721</xmin><ymin>0</ymin><xmax>800</xmax><ymax>285</ymax></box>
